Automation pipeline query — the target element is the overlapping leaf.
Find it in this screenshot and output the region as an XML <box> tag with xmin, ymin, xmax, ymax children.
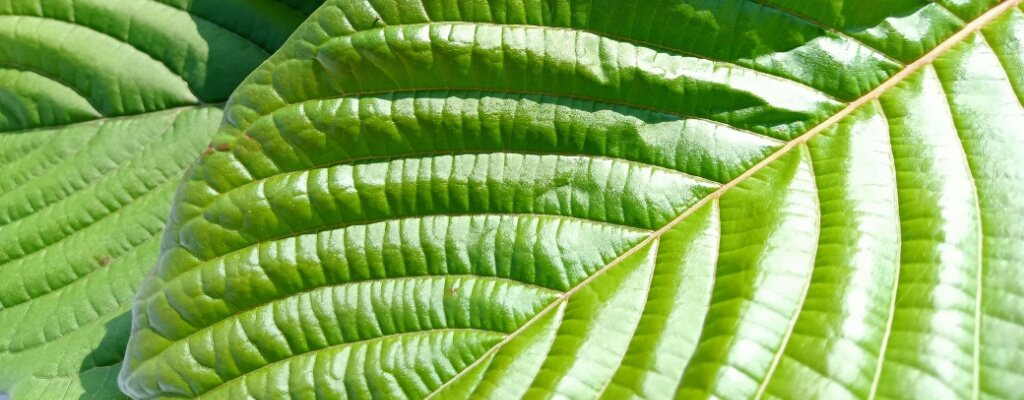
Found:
<box><xmin>0</xmin><ymin>0</ymin><xmax>323</xmax><ymax>398</ymax></box>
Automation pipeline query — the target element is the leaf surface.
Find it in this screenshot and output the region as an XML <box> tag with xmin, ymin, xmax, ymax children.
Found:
<box><xmin>0</xmin><ymin>0</ymin><xmax>322</xmax><ymax>398</ymax></box>
<box><xmin>119</xmin><ymin>0</ymin><xmax>1024</xmax><ymax>399</ymax></box>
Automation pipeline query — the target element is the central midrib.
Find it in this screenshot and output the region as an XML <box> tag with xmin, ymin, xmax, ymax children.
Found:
<box><xmin>425</xmin><ymin>0</ymin><xmax>1024</xmax><ymax>397</ymax></box>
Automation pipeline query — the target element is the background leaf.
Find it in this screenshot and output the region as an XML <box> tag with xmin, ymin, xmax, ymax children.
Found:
<box><xmin>0</xmin><ymin>0</ymin><xmax>323</xmax><ymax>398</ymax></box>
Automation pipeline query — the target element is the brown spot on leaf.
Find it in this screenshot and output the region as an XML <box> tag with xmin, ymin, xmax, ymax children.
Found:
<box><xmin>99</xmin><ymin>257</ymin><xmax>111</xmax><ymax>266</ymax></box>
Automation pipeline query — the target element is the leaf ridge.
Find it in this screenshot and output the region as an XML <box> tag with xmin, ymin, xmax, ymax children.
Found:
<box><xmin>129</xmin><ymin>212</ymin><xmax>647</xmax><ymax>312</ymax></box>
<box><xmin>229</xmin><ymin>87</ymin><xmax>787</xmax><ymax>155</ymax></box>
<box><xmin>590</xmin><ymin>240</ymin><xmax>661</xmax><ymax>399</ymax></box>
<box><xmin>866</xmin><ymin>98</ymin><xmax>903</xmax><ymax>400</ymax></box>
<box><xmin>0</xmin><ymin>104</ymin><xmax>221</xmax><ymax>136</ymax></box>
<box><xmin>753</xmin><ymin>142</ymin><xmax>821</xmax><ymax>399</ymax></box>
<box><xmin>0</xmin><ymin>172</ymin><xmax>177</xmax><ymax>273</ymax></box>
<box><xmin>0</xmin><ymin>180</ymin><xmax>176</xmax><ymax>310</ymax></box>
<box><xmin>0</xmin><ymin>61</ymin><xmax>104</xmax><ymax>118</ymax></box>
<box><xmin>361</xmin><ymin>20</ymin><xmax>846</xmax><ymax>101</ymax></box>
<box><xmin>979</xmin><ymin>26</ymin><xmax>1024</xmax><ymax>109</ymax></box>
<box><xmin>5</xmin><ymin>301</ymin><xmax>134</xmax><ymax>357</ymax></box>
<box><xmin>130</xmin><ymin>274</ymin><xmax>561</xmax><ymax>371</ymax></box>
<box><xmin>0</xmin><ymin>124</ymin><xmax>103</xmax><ymax>197</ymax></box>
<box><xmin>743</xmin><ymin>0</ymin><xmax>905</xmax><ymax>65</ymax></box>
<box><xmin>934</xmin><ymin>55</ymin><xmax>988</xmax><ymax>400</ymax></box>
<box><xmin>200</xmin><ymin>329</ymin><xmax>505</xmax><ymax>398</ymax></box>
<box><xmin>135</xmin><ymin>0</ymin><xmax>274</xmax><ymax>56</ymax></box>
<box><xmin>119</xmin><ymin>213</ymin><xmax>650</xmax><ymax>386</ymax></box>
<box><xmin>0</xmin><ymin>110</ymin><xmax>191</xmax><ymax>227</ymax></box>
<box><xmin>234</xmin><ymin>23</ymin><xmax>843</xmax><ymax>142</ymax></box>
<box><xmin>932</xmin><ymin>0</ymin><xmax>971</xmax><ymax>24</ymax></box>
<box><xmin>0</xmin><ymin>14</ymin><xmax>201</xmax><ymax>103</ymax></box>
<box><xmin>202</xmin><ymin>148</ymin><xmax>724</xmax><ymax>216</ymax></box>
<box><xmin>0</xmin><ymin>131</ymin><xmax>54</xmax><ymax>166</ymax></box>
<box><xmin>0</xmin><ymin>235</ymin><xmax>159</xmax><ymax>338</ymax></box>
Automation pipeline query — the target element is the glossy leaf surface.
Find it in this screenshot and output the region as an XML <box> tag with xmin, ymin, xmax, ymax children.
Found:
<box><xmin>111</xmin><ymin>0</ymin><xmax>1020</xmax><ymax>398</ymax></box>
<box><xmin>0</xmin><ymin>0</ymin><xmax>322</xmax><ymax>398</ymax></box>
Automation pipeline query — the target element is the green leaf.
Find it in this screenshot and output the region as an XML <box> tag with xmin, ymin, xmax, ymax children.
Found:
<box><xmin>0</xmin><ymin>0</ymin><xmax>322</xmax><ymax>398</ymax></box>
<box><xmin>120</xmin><ymin>0</ymin><xmax>1024</xmax><ymax>399</ymax></box>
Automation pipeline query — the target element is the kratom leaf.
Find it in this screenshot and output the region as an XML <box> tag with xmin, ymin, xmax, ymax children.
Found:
<box><xmin>119</xmin><ymin>0</ymin><xmax>1024</xmax><ymax>399</ymax></box>
<box><xmin>0</xmin><ymin>0</ymin><xmax>322</xmax><ymax>398</ymax></box>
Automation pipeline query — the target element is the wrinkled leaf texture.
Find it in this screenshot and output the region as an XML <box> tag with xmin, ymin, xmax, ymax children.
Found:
<box><xmin>4</xmin><ymin>0</ymin><xmax>1024</xmax><ymax>399</ymax></box>
<box><xmin>116</xmin><ymin>0</ymin><xmax>1024</xmax><ymax>399</ymax></box>
<box><xmin>0</xmin><ymin>0</ymin><xmax>322</xmax><ymax>398</ymax></box>
<box><xmin>120</xmin><ymin>0</ymin><xmax>1024</xmax><ymax>399</ymax></box>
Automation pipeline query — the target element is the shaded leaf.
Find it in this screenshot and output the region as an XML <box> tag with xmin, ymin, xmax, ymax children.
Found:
<box><xmin>0</xmin><ymin>0</ymin><xmax>323</xmax><ymax>397</ymax></box>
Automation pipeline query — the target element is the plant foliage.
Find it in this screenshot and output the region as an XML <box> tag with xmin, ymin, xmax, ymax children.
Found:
<box><xmin>0</xmin><ymin>0</ymin><xmax>321</xmax><ymax>397</ymax></box>
<box><xmin>3</xmin><ymin>0</ymin><xmax>1024</xmax><ymax>399</ymax></box>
